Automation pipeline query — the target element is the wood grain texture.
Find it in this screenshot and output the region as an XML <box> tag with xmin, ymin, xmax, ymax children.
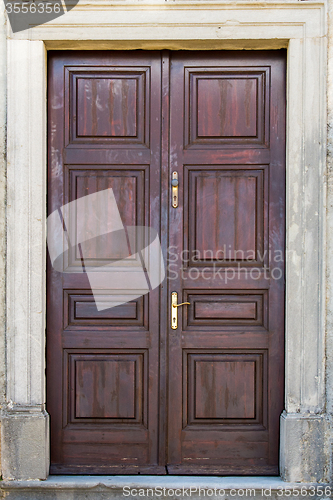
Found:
<box><xmin>47</xmin><ymin>51</ymin><xmax>162</xmax><ymax>472</ymax></box>
<box><xmin>47</xmin><ymin>50</ymin><xmax>286</xmax><ymax>475</ymax></box>
<box><xmin>185</xmin><ymin>291</ymin><xmax>267</xmax><ymax>329</ymax></box>
<box><xmin>192</xmin><ymin>170</ymin><xmax>261</xmax><ymax>260</ymax></box>
<box><xmin>196</xmin><ymin>77</ymin><xmax>257</xmax><ymax>138</ymax></box>
<box><xmin>68</xmin><ymin>69</ymin><xmax>148</xmax><ymax>146</ymax></box>
<box><xmin>69</xmin><ymin>352</ymin><xmax>144</xmax><ymax>422</ymax></box>
<box><xmin>76</xmin><ymin>77</ymin><xmax>138</xmax><ymax>138</ymax></box>
<box><xmin>186</xmin><ymin>68</ymin><xmax>268</xmax><ymax>148</ymax></box>
<box><xmin>168</xmin><ymin>50</ymin><xmax>285</xmax><ymax>474</ymax></box>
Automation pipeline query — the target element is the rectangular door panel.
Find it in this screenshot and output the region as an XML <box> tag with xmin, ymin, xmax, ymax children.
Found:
<box><xmin>186</xmin><ymin>166</ymin><xmax>267</xmax><ymax>266</ymax></box>
<box><xmin>185</xmin><ymin>67</ymin><xmax>269</xmax><ymax>148</ymax></box>
<box><xmin>67</xmin><ymin>67</ymin><xmax>150</xmax><ymax>147</ymax></box>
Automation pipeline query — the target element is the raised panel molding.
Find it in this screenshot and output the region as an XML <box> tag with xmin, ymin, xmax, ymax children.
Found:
<box><xmin>63</xmin><ymin>291</ymin><xmax>146</xmax><ymax>330</ymax></box>
<box><xmin>64</xmin><ymin>166</ymin><xmax>147</xmax><ymax>269</ymax></box>
<box><xmin>186</xmin><ymin>68</ymin><xmax>269</xmax><ymax>148</ymax></box>
<box><xmin>184</xmin><ymin>290</ymin><xmax>267</xmax><ymax>330</ymax></box>
<box><xmin>183</xmin><ymin>350</ymin><xmax>266</xmax><ymax>428</ymax></box>
<box><xmin>66</xmin><ymin>68</ymin><xmax>150</xmax><ymax>147</ymax></box>
<box><xmin>186</xmin><ymin>166</ymin><xmax>267</xmax><ymax>266</ymax></box>
<box><xmin>65</xmin><ymin>350</ymin><xmax>146</xmax><ymax>425</ymax></box>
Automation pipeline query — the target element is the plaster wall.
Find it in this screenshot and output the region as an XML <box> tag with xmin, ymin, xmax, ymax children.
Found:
<box><xmin>0</xmin><ymin>0</ymin><xmax>331</xmax><ymax>488</ymax></box>
<box><xmin>325</xmin><ymin>0</ymin><xmax>333</xmax><ymax>483</ymax></box>
<box><xmin>0</xmin><ymin>0</ymin><xmax>7</xmax><ymax>475</ymax></box>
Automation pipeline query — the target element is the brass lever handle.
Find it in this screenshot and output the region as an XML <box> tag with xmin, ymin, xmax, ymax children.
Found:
<box><xmin>171</xmin><ymin>292</ymin><xmax>190</xmax><ymax>329</ymax></box>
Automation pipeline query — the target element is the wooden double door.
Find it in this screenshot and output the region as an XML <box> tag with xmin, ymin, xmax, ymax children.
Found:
<box><xmin>47</xmin><ymin>50</ymin><xmax>286</xmax><ymax>475</ymax></box>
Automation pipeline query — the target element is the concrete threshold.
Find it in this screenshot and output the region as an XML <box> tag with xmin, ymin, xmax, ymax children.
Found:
<box><xmin>0</xmin><ymin>476</ymin><xmax>332</xmax><ymax>500</ymax></box>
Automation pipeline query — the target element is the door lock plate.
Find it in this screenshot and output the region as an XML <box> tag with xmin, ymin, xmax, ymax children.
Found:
<box><xmin>171</xmin><ymin>292</ymin><xmax>190</xmax><ymax>329</ymax></box>
<box><xmin>172</xmin><ymin>172</ymin><xmax>178</xmax><ymax>208</ymax></box>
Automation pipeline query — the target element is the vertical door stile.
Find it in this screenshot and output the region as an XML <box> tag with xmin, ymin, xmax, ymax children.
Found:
<box><xmin>159</xmin><ymin>50</ymin><xmax>170</xmax><ymax>467</ymax></box>
<box><xmin>168</xmin><ymin>53</ymin><xmax>184</xmax><ymax>465</ymax></box>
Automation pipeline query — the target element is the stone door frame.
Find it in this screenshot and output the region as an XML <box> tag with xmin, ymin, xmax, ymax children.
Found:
<box><xmin>2</xmin><ymin>0</ymin><xmax>329</xmax><ymax>482</ymax></box>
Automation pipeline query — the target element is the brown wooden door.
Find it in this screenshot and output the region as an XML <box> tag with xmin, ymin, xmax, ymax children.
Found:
<box><xmin>47</xmin><ymin>50</ymin><xmax>285</xmax><ymax>475</ymax></box>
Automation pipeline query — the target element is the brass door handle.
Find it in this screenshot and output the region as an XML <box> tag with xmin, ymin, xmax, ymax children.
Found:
<box><xmin>171</xmin><ymin>292</ymin><xmax>190</xmax><ymax>330</ymax></box>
